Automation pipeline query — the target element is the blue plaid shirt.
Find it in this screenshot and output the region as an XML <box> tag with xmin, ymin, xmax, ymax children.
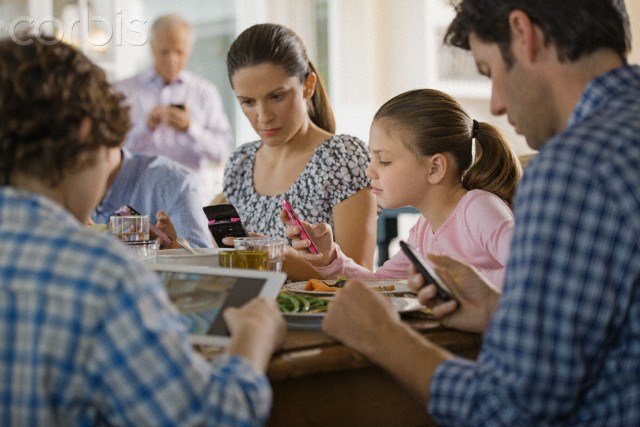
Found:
<box><xmin>429</xmin><ymin>65</ymin><xmax>640</xmax><ymax>425</ymax></box>
<box><xmin>0</xmin><ymin>188</ymin><xmax>270</xmax><ymax>426</ymax></box>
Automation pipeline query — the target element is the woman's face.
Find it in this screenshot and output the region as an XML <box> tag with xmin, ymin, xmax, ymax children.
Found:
<box><xmin>231</xmin><ymin>62</ymin><xmax>312</xmax><ymax>147</ymax></box>
<box><xmin>366</xmin><ymin>119</ymin><xmax>430</xmax><ymax>209</ymax></box>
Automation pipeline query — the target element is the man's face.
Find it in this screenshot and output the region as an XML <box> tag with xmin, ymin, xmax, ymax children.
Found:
<box><xmin>468</xmin><ymin>32</ymin><xmax>556</xmax><ymax>150</ymax></box>
<box><xmin>151</xmin><ymin>25</ymin><xmax>191</xmax><ymax>84</ymax></box>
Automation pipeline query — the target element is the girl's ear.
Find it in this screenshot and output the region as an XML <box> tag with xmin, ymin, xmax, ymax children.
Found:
<box><xmin>427</xmin><ymin>153</ymin><xmax>447</xmax><ymax>184</ymax></box>
<box><xmin>304</xmin><ymin>72</ymin><xmax>318</xmax><ymax>98</ymax></box>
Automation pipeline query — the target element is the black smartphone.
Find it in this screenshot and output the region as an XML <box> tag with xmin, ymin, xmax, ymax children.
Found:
<box><xmin>399</xmin><ymin>240</ymin><xmax>452</xmax><ymax>301</ymax></box>
<box><xmin>114</xmin><ymin>205</ymin><xmax>173</xmax><ymax>247</ymax></box>
<box><xmin>203</xmin><ymin>204</ymin><xmax>248</xmax><ymax>248</ymax></box>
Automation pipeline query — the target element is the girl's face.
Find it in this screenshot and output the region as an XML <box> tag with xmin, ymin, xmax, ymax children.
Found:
<box><xmin>366</xmin><ymin>119</ymin><xmax>431</xmax><ymax>209</ymax></box>
<box><xmin>231</xmin><ymin>62</ymin><xmax>313</xmax><ymax>147</ymax></box>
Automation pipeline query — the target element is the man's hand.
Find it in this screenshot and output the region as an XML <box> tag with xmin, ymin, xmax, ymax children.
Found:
<box><xmin>155</xmin><ymin>210</ymin><xmax>179</xmax><ymax>249</ymax></box>
<box><xmin>146</xmin><ymin>106</ymin><xmax>165</xmax><ymax>130</ymax></box>
<box><xmin>146</xmin><ymin>105</ymin><xmax>190</xmax><ymax>132</ymax></box>
<box><xmin>408</xmin><ymin>254</ymin><xmax>501</xmax><ymax>333</ymax></box>
<box><xmin>323</xmin><ymin>281</ymin><xmax>401</xmax><ymax>354</ymax></box>
<box><xmin>166</xmin><ymin>105</ymin><xmax>189</xmax><ymax>131</ymax></box>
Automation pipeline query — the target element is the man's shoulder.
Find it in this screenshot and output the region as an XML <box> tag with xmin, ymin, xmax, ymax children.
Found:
<box><xmin>128</xmin><ymin>151</ymin><xmax>193</xmax><ymax>181</ymax></box>
<box><xmin>181</xmin><ymin>70</ymin><xmax>220</xmax><ymax>92</ymax></box>
<box><xmin>114</xmin><ymin>70</ymin><xmax>147</xmax><ymax>90</ymax></box>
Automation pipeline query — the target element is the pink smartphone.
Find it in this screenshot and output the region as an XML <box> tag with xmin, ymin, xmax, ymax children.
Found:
<box><xmin>281</xmin><ymin>198</ymin><xmax>319</xmax><ymax>254</ymax></box>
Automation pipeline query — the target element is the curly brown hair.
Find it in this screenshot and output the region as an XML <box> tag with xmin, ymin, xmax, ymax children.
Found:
<box><xmin>0</xmin><ymin>33</ymin><xmax>130</xmax><ymax>187</ymax></box>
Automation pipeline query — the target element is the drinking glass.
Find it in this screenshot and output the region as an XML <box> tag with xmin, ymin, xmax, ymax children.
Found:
<box><xmin>218</xmin><ymin>249</ymin><xmax>269</xmax><ymax>270</ymax></box>
<box><xmin>109</xmin><ymin>215</ymin><xmax>150</xmax><ymax>242</ymax></box>
<box><xmin>124</xmin><ymin>240</ymin><xmax>160</xmax><ymax>262</ymax></box>
<box><xmin>233</xmin><ymin>237</ymin><xmax>285</xmax><ymax>272</ymax></box>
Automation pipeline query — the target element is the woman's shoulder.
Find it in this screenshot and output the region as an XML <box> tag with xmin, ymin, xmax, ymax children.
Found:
<box><xmin>314</xmin><ymin>134</ymin><xmax>371</xmax><ymax>168</ymax></box>
<box><xmin>226</xmin><ymin>141</ymin><xmax>260</xmax><ymax>168</ymax></box>
<box><xmin>322</xmin><ymin>134</ymin><xmax>369</xmax><ymax>153</ymax></box>
<box><xmin>230</xmin><ymin>140</ymin><xmax>260</xmax><ymax>157</ymax></box>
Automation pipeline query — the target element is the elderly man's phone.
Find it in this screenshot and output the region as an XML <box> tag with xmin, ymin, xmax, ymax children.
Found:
<box><xmin>399</xmin><ymin>240</ymin><xmax>452</xmax><ymax>301</ymax></box>
<box><xmin>203</xmin><ymin>204</ymin><xmax>248</xmax><ymax>248</ymax></box>
<box><xmin>281</xmin><ymin>198</ymin><xmax>319</xmax><ymax>254</ymax></box>
<box><xmin>114</xmin><ymin>205</ymin><xmax>173</xmax><ymax>247</ymax></box>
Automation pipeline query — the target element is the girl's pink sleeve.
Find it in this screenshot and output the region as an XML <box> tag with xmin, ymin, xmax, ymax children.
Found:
<box><xmin>314</xmin><ymin>221</ymin><xmax>425</xmax><ymax>279</ymax></box>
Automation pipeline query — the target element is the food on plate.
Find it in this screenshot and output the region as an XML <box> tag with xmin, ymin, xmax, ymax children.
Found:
<box><xmin>277</xmin><ymin>292</ymin><xmax>330</xmax><ymax>313</ymax></box>
<box><xmin>304</xmin><ymin>279</ymin><xmax>346</xmax><ymax>292</ymax></box>
<box><xmin>304</xmin><ymin>277</ymin><xmax>396</xmax><ymax>293</ymax></box>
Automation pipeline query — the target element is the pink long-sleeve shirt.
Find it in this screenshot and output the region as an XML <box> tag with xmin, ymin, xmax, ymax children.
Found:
<box><xmin>315</xmin><ymin>189</ymin><xmax>514</xmax><ymax>290</ymax></box>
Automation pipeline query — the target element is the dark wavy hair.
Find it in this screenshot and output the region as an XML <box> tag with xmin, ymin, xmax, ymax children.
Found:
<box><xmin>444</xmin><ymin>0</ymin><xmax>629</xmax><ymax>68</ymax></box>
<box><xmin>226</xmin><ymin>23</ymin><xmax>335</xmax><ymax>133</ymax></box>
<box><xmin>375</xmin><ymin>89</ymin><xmax>522</xmax><ymax>206</ymax></box>
<box><xmin>0</xmin><ymin>33</ymin><xmax>130</xmax><ymax>187</ymax></box>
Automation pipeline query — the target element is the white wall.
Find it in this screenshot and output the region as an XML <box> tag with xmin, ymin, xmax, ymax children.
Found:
<box><xmin>327</xmin><ymin>0</ymin><xmax>531</xmax><ymax>155</ymax></box>
<box><xmin>629</xmin><ymin>1</ymin><xmax>639</xmax><ymax>64</ymax></box>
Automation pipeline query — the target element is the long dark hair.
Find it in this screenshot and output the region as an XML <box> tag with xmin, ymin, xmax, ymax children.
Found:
<box><xmin>374</xmin><ymin>89</ymin><xmax>522</xmax><ymax>205</ymax></box>
<box><xmin>226</xmin><ymin>23</ymin><xmax>335</xmax><ymax>133</ymax></box>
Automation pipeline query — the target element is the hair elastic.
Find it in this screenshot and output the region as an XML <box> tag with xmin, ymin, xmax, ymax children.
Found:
<box><xmin>472</xmin><ymin>119</ymin><xmax>480</xmax><ymax>139</ymax></box>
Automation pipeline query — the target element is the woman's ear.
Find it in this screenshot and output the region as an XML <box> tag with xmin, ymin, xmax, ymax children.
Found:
<box><xmin>427</xmin><ymin>153</ymin><xmax>447</xmax><ymax>184</ymax></box>
<box><xmin>304</xmin><ymin>72</ymin><xmax>318</xmax><ymax>98</ymax></box>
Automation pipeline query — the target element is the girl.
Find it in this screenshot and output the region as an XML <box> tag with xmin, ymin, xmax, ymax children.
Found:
<box><xmin>224</xmin><ymin>23</ymin><xmax>378</xmax><ymax>269</ymax></box>
<box><xmin>285</xmin><ymin>89</ymin><xmax>521</xmax><ymax>289</ymax></box>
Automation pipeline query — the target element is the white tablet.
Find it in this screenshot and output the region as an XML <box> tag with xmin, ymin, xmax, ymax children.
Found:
<box><xmin>150</xmin><ymin>263</ymin><xmax>286</xmax><ymax>347</ymax></box>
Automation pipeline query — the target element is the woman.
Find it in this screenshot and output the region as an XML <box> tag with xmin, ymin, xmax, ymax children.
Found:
<box><xmin>224</xmin><ymin>23</ymin><xmax>377</xmax><ymax>269</ymax></box>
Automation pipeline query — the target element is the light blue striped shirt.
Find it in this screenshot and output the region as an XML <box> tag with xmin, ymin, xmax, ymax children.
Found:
<box><xmin>92</xmin><ymin>148</ymin><xmax>213</xmax><ymax>248</ymax></box>
<box><xmin>1</xmin><ymin>187</ymin><xmax>270</xmax><ymax>425</ymax></box>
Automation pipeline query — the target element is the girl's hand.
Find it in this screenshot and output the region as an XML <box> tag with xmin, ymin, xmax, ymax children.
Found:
<box><xmin>279</xmin><ymin>210</ymin><xmax>335</xmax><ymax>266</ymax></box>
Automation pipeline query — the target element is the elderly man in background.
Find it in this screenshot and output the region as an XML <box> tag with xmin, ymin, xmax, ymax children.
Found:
<box><xmin>116</xmin><ymin>14</ymin><xmax>233</xmax><ymax>205</ymax></box>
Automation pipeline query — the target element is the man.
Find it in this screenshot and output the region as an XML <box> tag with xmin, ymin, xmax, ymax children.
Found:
<box><xmin>321</xmin><ymin>0</ymin><xmax>640</xmax><ymax>425</ymax></box>
<box><xmin>0</xmin><ymin>34</ymin><xmax>285</xmax><ymax>425</ymax></box>
<box><xmin>116</xmin><ymin>14</ymin><xmax>233</xmax><ymax>205</ymax></box>
<box><xmin>92</xmin><ymin>147</ymin><xmax>213</xmax><ymax>248</ymax></box>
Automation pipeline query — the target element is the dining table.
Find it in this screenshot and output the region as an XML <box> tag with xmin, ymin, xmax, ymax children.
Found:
<box><xmin>200</xmin><ymin>315</ymin><xmax>483</xmax><ymax>427</ymax></box>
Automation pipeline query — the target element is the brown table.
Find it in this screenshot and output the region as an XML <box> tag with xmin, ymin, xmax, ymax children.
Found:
<box><xmin>200</xmin><ymin>319</ymin><xmax>481</xmax><ymax>426</ymax></box>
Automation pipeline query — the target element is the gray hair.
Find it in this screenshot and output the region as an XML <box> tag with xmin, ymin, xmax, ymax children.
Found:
<box><xmin>150</xmin><ymin>14</ymin><xmax>194</xmax><ymax>47</ymax></box>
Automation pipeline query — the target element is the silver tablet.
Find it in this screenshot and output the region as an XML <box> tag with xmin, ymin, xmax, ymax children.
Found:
<box><xmin>150</xmin><ymin>263</ymin><xmax>286</xmax><ymax>347</ymax></box>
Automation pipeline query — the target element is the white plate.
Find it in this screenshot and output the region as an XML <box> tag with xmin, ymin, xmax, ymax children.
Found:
<box><xmin>159</xmin><ymin>248</ymin><xmax>223</xmax><ymax>257</ymax></box>
<box><xmin>157</xmin><ymin>248</ymin><xmax>226</xmax><ymax>267</ymax></box>
<box><xmin>282</xmin><ymin>279</ymin><xmax>412</xmax><ymax>296</ymax></box>
<box><xmin>283</xmin><ymin>296</ymin><xmax>424</xmax><ymax>330</ymax></box>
